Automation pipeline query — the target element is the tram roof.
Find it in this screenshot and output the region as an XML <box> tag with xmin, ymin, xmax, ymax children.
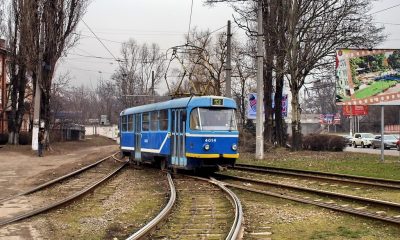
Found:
<box><xmin>120</xmin><ymin>96</ymin><xmax>236</xmax><ymax>116</ymax></box>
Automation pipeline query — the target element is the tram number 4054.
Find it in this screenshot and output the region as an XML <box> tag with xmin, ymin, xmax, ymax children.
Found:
<box><xmin>205</xmin><ymin>138</ymin><xmax>217</xmax><ymax>143</ymax></box>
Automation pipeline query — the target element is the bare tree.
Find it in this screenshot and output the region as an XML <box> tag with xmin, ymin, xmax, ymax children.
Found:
<box><xmin>38</xmin><ymin>0</ymin><xmax>88</xmax><ymax>145</ymax></box>
<box><xmin>164</xmin><ymin>28</ymin><xmax>229</xmax><ymax>97</ymax></box>
<box><xmin>6</xmin><ymin>0</ymin><xmax>37</xmax><ymax>144</ymax></box>
<box><xmin>113</xmin><ymin>39</ymin><xmax>166</xmax><ymax>108</ymax></box>
<box><xmin>96</xmin><ymin>78</ymin><xmax>120</xmax><ymax>124</ymax></box>
<box><xmin>0</xmin><ymin>1</ymin><xmax>6</xmax><ymax>36</ymax></box>
<box><xmin>5</xmin><ymin>0</ymin><xmax>87</xmax><ymax>145</ymax></box>
<box><xmin>184</xmin><ymin>28</ymin><xmax>228</xmax><ymax>96</ymax></box>
<box><xmin>50</xmin><ymin>72</ymin><xmax>71</xmax><ymax>126</ymax></box>
<box><xmin>232</xmin><ymin>40</ymin><xmax>256</xmax><ymax>126</ymax></box>
<box><xmin>302</xmin><ymin>67</ymin><xmax>337</xmax><ymax>115</ymax></box>
<box><xmin>282</xmin><ymin>0</ymin><xmax>384</xmax><ymax>150</ymax></box>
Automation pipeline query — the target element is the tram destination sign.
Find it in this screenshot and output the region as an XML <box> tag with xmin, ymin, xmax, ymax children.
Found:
<box><xmin>211</xmin><ymin>98</ymin><xmax>224</xmax><ymax>106</ymax></box>
<box><xmin>336</xmin><ymin>48</ymin><xmax>400</xmax><ymax>105</ymax></box>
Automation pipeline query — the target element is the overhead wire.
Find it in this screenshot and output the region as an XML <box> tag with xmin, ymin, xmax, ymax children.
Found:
<box><xmin>81</xmin><ymin>19</ymin><xmax>121</xmax><ymax>64</ymax></box>
<box><xmin>72</xmin><ymin>32</ymin><xmax>124</xmax><ymax>44</ymax></box>
<box><xmin>370</xmin><ymin>3</ymin><xmax>400</xmax><ymax>15</ymax></box>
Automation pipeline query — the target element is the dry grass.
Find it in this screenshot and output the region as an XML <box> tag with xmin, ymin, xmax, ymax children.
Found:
<box><xmin>0</xmin><ymin>135</ymin><xmax>117</xmax><ymax>156</ymax></box>
<box><xmin>238</xmin><ymin>149</ymin><xmax>400</xmax><ymax>180</ymax></box>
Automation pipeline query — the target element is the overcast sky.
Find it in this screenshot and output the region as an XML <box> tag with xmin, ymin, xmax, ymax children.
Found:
<box><xmin>57</xmin><ymin>0</ymin><xmax>400</xmax><ymax>89</ymax></box>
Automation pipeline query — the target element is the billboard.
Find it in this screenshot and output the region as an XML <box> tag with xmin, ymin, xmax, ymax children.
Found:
<box><xmin>247</xmin><ymin>93</ymin><xmax>289</xmax><ymax>119</ymax></box>
<box><xmin>319</xmin><ymin>113</ymin><xmax>341</xmax><ymax>125</ymax></box>
<box><xmin>342</xmin><ymin>105</ymin><xmax>368</xmax><ymax>116</ymax></box>
<box><xmin>336</xmin><ymin>49</ymin><xmax>400</xmax><ymax>105</ymax></box>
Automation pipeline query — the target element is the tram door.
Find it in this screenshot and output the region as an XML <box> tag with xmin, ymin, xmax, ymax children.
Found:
<box><xmin>171</xmin><ymin>109</ymin><xmax>186</xmax><ymax>166</ymax></box>
<box><xmin>134</xmin><ymin>114</ymin><xmax>142</xmax><ymax>161</ymax></box>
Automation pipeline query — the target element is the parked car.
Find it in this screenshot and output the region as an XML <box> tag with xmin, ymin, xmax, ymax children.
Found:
<box><xmin>352</xmin><ymin>133</ymin><xmax>375</xmax><ymax>148</ymax></box>
<box><xmin>371</xmin><ymin>135</ymin><xmax>398</xmax><ymax>149</ymax></box>
<box><xmin>343</xmin><ymin>135</ymin><xmax>353</xmax><ymax>146</ymax></box>
<box><xmin>397</xmin><ymin>139</ymin><xmax>400</xmax><ymax>151</ymax></box>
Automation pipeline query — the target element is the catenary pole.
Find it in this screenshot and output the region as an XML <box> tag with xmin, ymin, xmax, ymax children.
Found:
<box><xmin>32</xmin><ymin>24</ymin><xmax>44</xmax><ymax>151</ymax></box>
<box><xmin>225</xmin><ymin>20</ymin><xmax>232</xmax><ymax>98</ymax></box>
<box><xmin>256</xmin><ymin>0</ymin><xmax>264</xmax><ymax>159</ymax></box>
<box><xmin>151</xmin><ymin>70</ymin><xmax>155</xmax><ymax>96</ymax></box>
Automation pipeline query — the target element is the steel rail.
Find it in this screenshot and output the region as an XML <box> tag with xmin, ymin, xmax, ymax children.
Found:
<box><xmin>210</xmin><ymin>178</ymin><xmax>243</xmax><ymax>240</ymax></box>
<box><xmin>0</xmin><ymin>161</ymin><xmax>127</xmax><ymax>227</ymax></box>
<box><xmin>0</xmin><ymin>152</ymin><xmax>122</xmax><ymax>204</ymax></box>
<box><xmin>215</xmin><ymin>173</ymin><xmax>400</xmax><ymax>209</ymax></box>
<box><xmin>234</xmin><ymin>164</ymin><xmax>400</xmax><ymax>189</ymax></box>
<box><xmin>126</xmin><ymin>173</ymin><xmax>176</xmax><ymax>240</ymax></box>
<box><xmin>189</xmin><ymin>175</ymin><xmax>243</xmax><ymax>240</ymax></box>
<box><xmin>223</xmin><ymin>181</ymin><xmax>400</xmax><ymax>225</ymax></box>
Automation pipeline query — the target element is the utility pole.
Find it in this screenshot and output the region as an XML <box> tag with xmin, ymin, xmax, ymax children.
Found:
<box><xmin>32</xmin><ymin>68</ymin><xmax>42</xmax><ymax>150</ymax></box>
<box><xmin>151</xmin><ymin>70</ymin><xmax>155</xmax><ymax>96</ymax></box>
<box><xmin>256</xmin><ymin>0</ymin><xmax>264</xmax><ymax>160</ymax></box>
<box><xmin>225</xmin><ymin>20</ymin><xmax>232</xmax><ymax>98</ymax></box>
<box><xmin>32</xmin><ymin>26</ymin><xmax>44</xmax><ymax>151</ymax></box>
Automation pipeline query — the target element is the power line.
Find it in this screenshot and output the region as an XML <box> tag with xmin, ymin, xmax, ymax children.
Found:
<box><xmin>374</xmin><ymin>21</ymin><xmax>400</xmax><ymax>26</ymax></box>
<box><xmin>62</xmin><ymin>58</ymin><xmax>116</xmax><ymax>64</ymax></box>
<box><xmin>370</xmin><ymin>3</ymin><xmax>400</xmax><ymax>15</ymax></box>
<box><xmin>66</xmin><ymin>66</ymin><xmax>114</xmax><ymax>75</ymax></box>
<box><xmin>73</xmin><ymin>32</ymin><xmax>124</xmax><ymax>44</ymax></box>
<box><xmin>81</xmin><ymin>19</ymin><xmax>120</xmax><ymax>63</ymax></box>
<box><xmin>68</xmin><ymin>53</ymin><xmax>122</xmax><ymax>61</ymax></box>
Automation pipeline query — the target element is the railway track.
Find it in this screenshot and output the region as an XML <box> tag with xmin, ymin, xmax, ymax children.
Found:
<box><xmin>127</xmin><ymin>174</ymin><xmax>243</xmax><ymax>240</ymax></box>
<box><xmin>126</xmin><ymin>172</ymin><xmax>176</xmax><ymax>240</ymax></box>
<box><xmin>215</xmin><ymin>173</ymin><xmax>400</xmax><ymax>225</ymax></box>
<box><xmin>234</xmin><ymin>164</ymin><xmax>400</xmax><ymax>189</ymax></box>
<box><xmin>0</xmin><ymin>153</ymin><xmax>127</xmax><ymax>227</ymax></box>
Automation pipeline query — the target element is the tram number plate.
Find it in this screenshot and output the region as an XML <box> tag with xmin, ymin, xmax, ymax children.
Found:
<box><xmin>211</xmin><ymin>98</ymin><xmax>223</xmax><ymax>106</ymax></box>
<box><xmin>205</xmin><ymin>138</ymin><xmax>217</xmax><ymax>143</ymax></box>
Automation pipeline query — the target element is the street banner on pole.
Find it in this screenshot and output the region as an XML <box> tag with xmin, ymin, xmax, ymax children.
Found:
<box><xmin>247</xmin><ymin>93</ymin><xmax>289</xmax><ymax>119</ymax></box>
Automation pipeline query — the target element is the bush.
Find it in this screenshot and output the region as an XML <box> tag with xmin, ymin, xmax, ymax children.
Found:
<box><xmin>303</xmin><ymin>134</ymin><xmax>346</xmax><ymax>152</ymax></box>
<box><xmin>239</xmin><ymin>128</ymin><xmax>256</xmax><ymax>152</ymax></box>
<box><xmin>19</xmin><ymin>131</ymin><xmax>31</xmax><ymax>145</ymax></box>
<box><xmin>0</xmin><ymin>133</ymin><xmax>8</xmax><ymax>144</ymax></box>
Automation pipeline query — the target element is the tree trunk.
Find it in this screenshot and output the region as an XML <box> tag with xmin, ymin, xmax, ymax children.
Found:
<box><xmin>274</xmin><ymin>73</ymin><xmax>284</xmax><ymax>146</ymax></box>
<box><xmin>8</xmin><ymin>64</ymin><xmax>27</xmax><ymax>145</ymax></box>
<box><xmin>263</xmin><ymin>1</ymin><xmax>274</xmax><ymax>144</ymax></box>
<box><xmin>291</xmin><ymin>89</ymin><xmax>302</xmax><ymax>150</ymax></box>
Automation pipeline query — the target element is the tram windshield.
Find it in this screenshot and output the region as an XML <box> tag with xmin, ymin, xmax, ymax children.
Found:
<box><xmin>190</xmin><ymin>108</ymin><xmax>237</xmax><ymax>131</ymax></box>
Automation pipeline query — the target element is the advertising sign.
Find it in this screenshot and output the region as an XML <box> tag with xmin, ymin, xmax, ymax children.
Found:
<box><xmin>247</xmin><ymin>93</ymin><xmax>289</xmax><ymax>119</ymax></box>
<box><xmin>336</xmin><ymin>49</ymin><xmax>400</xmax><ymax>105</ymax></box>
<box><xmin>247</xmin><ymin>93</ymin><xmax>258</xmax><ymax>119</ymax></box>
<box><xmin>319</xmin><ymin>113</ymin><xmax>341</xmax><ymax>125</ymax></box>
<box><xmin>342</xmin><ymin>105</ymin><xmax>368</xmax><ymax>116</ymax></box>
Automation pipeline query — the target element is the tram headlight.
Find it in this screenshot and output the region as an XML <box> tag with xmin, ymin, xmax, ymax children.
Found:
<box><xmin>204</xmin><ymin>144</ymin><xmax>210</xmax><ymax>151</ymax></box>
<box><xmin>232</xmin><ymin>144</ymin><xmax>237</xmax><ymax>151</ymax></box>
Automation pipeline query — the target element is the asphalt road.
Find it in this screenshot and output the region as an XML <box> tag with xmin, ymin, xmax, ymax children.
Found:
<box><xmin>344</xmin><ymin>146</ymin><xmax>400</xmax><ymax>157</ymax></box>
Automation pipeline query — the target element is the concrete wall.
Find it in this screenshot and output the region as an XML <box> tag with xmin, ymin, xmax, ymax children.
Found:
<box><xmin>85</xmin><ymin>125</ymin><xmax>119</xmax><ymax>143</ymax></box>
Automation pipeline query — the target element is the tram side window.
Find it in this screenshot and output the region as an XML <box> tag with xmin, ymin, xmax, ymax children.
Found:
<box><xmin>150</xmin><ymin>111</ymin><xmax>158</xmax><ymax>131</ymax></box>
<box><xmin>190</xmin><ymin>108</ymin><xmax>200</xmax><ymax>130</ymax></box>
<box><xmin>121</xmin><ymin>115</ymin><xmax>128</xmax><ymax>132</ymax></box>
<box><xmin>127</xmin><ymin>114</ymin><xmax>134</xmax><ymax>132</ymax></box>
<box><xmin>159</xmin><ymin>110</ymin><xmax>168</xmax><ymax>130</ymax></box>
<box><xmin>142</xmin><ymin>112</ymin><xmax>149</xmax><ymax>131</ymax></box>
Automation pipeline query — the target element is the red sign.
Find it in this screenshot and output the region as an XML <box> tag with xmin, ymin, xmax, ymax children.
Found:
<box><xmin>342</xmin><ymin>105</ymin><xmax>368</xmax><ymax>116</ymax></box>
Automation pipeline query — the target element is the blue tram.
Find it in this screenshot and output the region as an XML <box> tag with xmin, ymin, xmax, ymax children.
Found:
<box><xmin>119</xmin><ymin>96</ymin><xmax>239</xmax><ymax>170</ymax></box>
